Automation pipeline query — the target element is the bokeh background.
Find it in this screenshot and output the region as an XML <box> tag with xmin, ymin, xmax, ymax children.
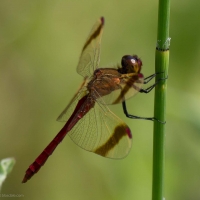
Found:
<box><xmin>1</xmin><ymin>0</ymin><xmax>200</xmax><ymax>199</ymax></box>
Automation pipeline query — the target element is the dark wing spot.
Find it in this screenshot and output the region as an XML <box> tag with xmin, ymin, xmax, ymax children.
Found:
<box><xmin>82</xmin><ymin>19</ymin><xmax>104</xmax><ymax>52</ymax></box>
<box><xmin>94</xmin><ymin>124</ymin><xmax>131</xmax><ymax>157</ymax></box>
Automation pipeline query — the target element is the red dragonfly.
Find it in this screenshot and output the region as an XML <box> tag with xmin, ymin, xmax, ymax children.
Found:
<box><xmin>22</xmin><ymin>17</ymin><xmax>155</xmax><ymax>183</ymax></box>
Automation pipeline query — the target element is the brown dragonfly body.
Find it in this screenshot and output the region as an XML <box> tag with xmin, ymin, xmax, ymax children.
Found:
<box><xmin>22</xmin><ymin>17</ymin><xmax>143</xmax><ymax>183</ymax></box>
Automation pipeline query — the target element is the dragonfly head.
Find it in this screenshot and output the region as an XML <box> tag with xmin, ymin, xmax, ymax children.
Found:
<box><xmin>119</xmin><ymin>55</ymin><xmax>142</xmax><ymax>74</ymax></box>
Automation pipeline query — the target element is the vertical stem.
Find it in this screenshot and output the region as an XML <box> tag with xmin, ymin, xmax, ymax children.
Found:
<box><xmin>152</xmin><ymin>0</ymin><xmax>170</xmax><ymax>200</ymax></box>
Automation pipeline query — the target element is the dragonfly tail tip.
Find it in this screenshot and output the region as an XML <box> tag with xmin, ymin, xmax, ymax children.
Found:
<box><xmin>22</xmin><ymin>173</ymin><xmax>30</xmax><ymax>183</ymax></box>
<box><xmin>22</xmin><ymin>177</ymin><xmax>27</xmax><ymax>183</ymax></box>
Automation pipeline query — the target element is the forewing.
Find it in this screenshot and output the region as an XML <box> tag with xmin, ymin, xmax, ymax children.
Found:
<box><xmin>68</xmin><ymin>99</ymin><xmax>132</xmax><ymax>159</ymax></box>
<box><xmin>97</xmin><ymin>73</ymin><xmax>144</xmax><ymax>105</ymax></box>
<box><xmin>112</xmin><ymin>73</ymin><xmax>144</xmax><ymax>104</ymax></box>
<box><xmin>76</xmin><ymin>17</ymin><xmax>104</xmax><ymax>78</ymax></box>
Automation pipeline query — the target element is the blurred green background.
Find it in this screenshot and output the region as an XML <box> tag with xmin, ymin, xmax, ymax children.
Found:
<box><xmin>1</xmin><ymin>0</ymin><xmax>200</xmax><ymax>199</ymax></box>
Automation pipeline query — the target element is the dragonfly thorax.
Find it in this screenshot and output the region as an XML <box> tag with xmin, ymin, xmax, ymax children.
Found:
<box><xmin>87</xmin><ymin>68</ymin><xmax>122</xmax><ymax>100</ymax></box>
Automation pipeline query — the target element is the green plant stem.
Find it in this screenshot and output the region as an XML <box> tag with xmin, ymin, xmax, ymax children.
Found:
<box><xmin>152</xmin><ymin>0</ymin><xmax>170</xmax><ymax>200</ymax></box>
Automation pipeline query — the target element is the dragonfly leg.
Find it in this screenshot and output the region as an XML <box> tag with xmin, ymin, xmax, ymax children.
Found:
<box><xmin>143</xmin><ymin>72</ymin><xmax>165</xmax><ymax>84</ymax></box>
<box><xmin>122</xmin><ymin>100</ymin><xmax>166</xmax><ymax>124</ymax></box>
<box><xmin>122</xmin><ymin>73</ymin><xmax>167</xmax><ymax>123</ymax></box>
<box><xmin>140</xmin><ymin>75</ymin><xmax>168</xmax><ymax>94</ymax></box>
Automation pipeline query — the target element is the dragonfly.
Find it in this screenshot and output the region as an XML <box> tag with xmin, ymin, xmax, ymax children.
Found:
<box><xmin>22</xmin><ymin>17</ymin><xmax>164</xmax><ymax>183</ymax></box>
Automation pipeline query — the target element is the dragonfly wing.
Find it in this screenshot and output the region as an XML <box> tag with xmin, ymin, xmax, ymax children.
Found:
<box><xmin>112</xmin><ymin>73</ymin><xmax>144</xmax><ymax>104</ymax></box>
<box><xmin>57</xmin><ymin>79</ymin><xmax>88</xmax><ymax>122</ymax></box>
<box><xmin>68</xmin><ymin>99</ymin><xmax>132</xmax><ymax>159</ymax></box>
<box><xmin>98</xmin><ymin>73</ymin><xmax>144</xmax><ymax>105</ymax></box>
<box><xmin>76</xmin><ymin>17</ymin><xmax>104</xmax><ymax>78</ymax></box>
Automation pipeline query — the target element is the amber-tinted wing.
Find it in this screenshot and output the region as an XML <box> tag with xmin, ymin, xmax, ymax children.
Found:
<box><xmin>97</xmin><ymin>72</ymin><xmax>144</xmax><ymax>105</ymax></box>
<box><xmin>111</xmin><ymin>73</ymin><xmax>144</xmax><ymax>104</ymax></box>
<box><xmin>67</xmin><ymin>98</ymin><xmax>132</xmax><ymax>159</ymax></box>
<box><xmin>57</xmin><ymin>81</ymin><xmax>131</xmax><ymax>158</ymax></box>
<box><xmin>76</xmin><ymin>17</ymin><xmax>104</xmax><ymax>78</ymax></box>
<box><xmin>57</xmin><ymin>79</ymin><xmax>88</xmax><ymax>122</ymax></box>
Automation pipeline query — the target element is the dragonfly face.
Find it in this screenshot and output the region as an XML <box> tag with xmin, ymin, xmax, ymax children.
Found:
<box><xmin>22</xmin><ymin>17</ymin><xmax>144</xmax><ymax>183</ymax></box>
